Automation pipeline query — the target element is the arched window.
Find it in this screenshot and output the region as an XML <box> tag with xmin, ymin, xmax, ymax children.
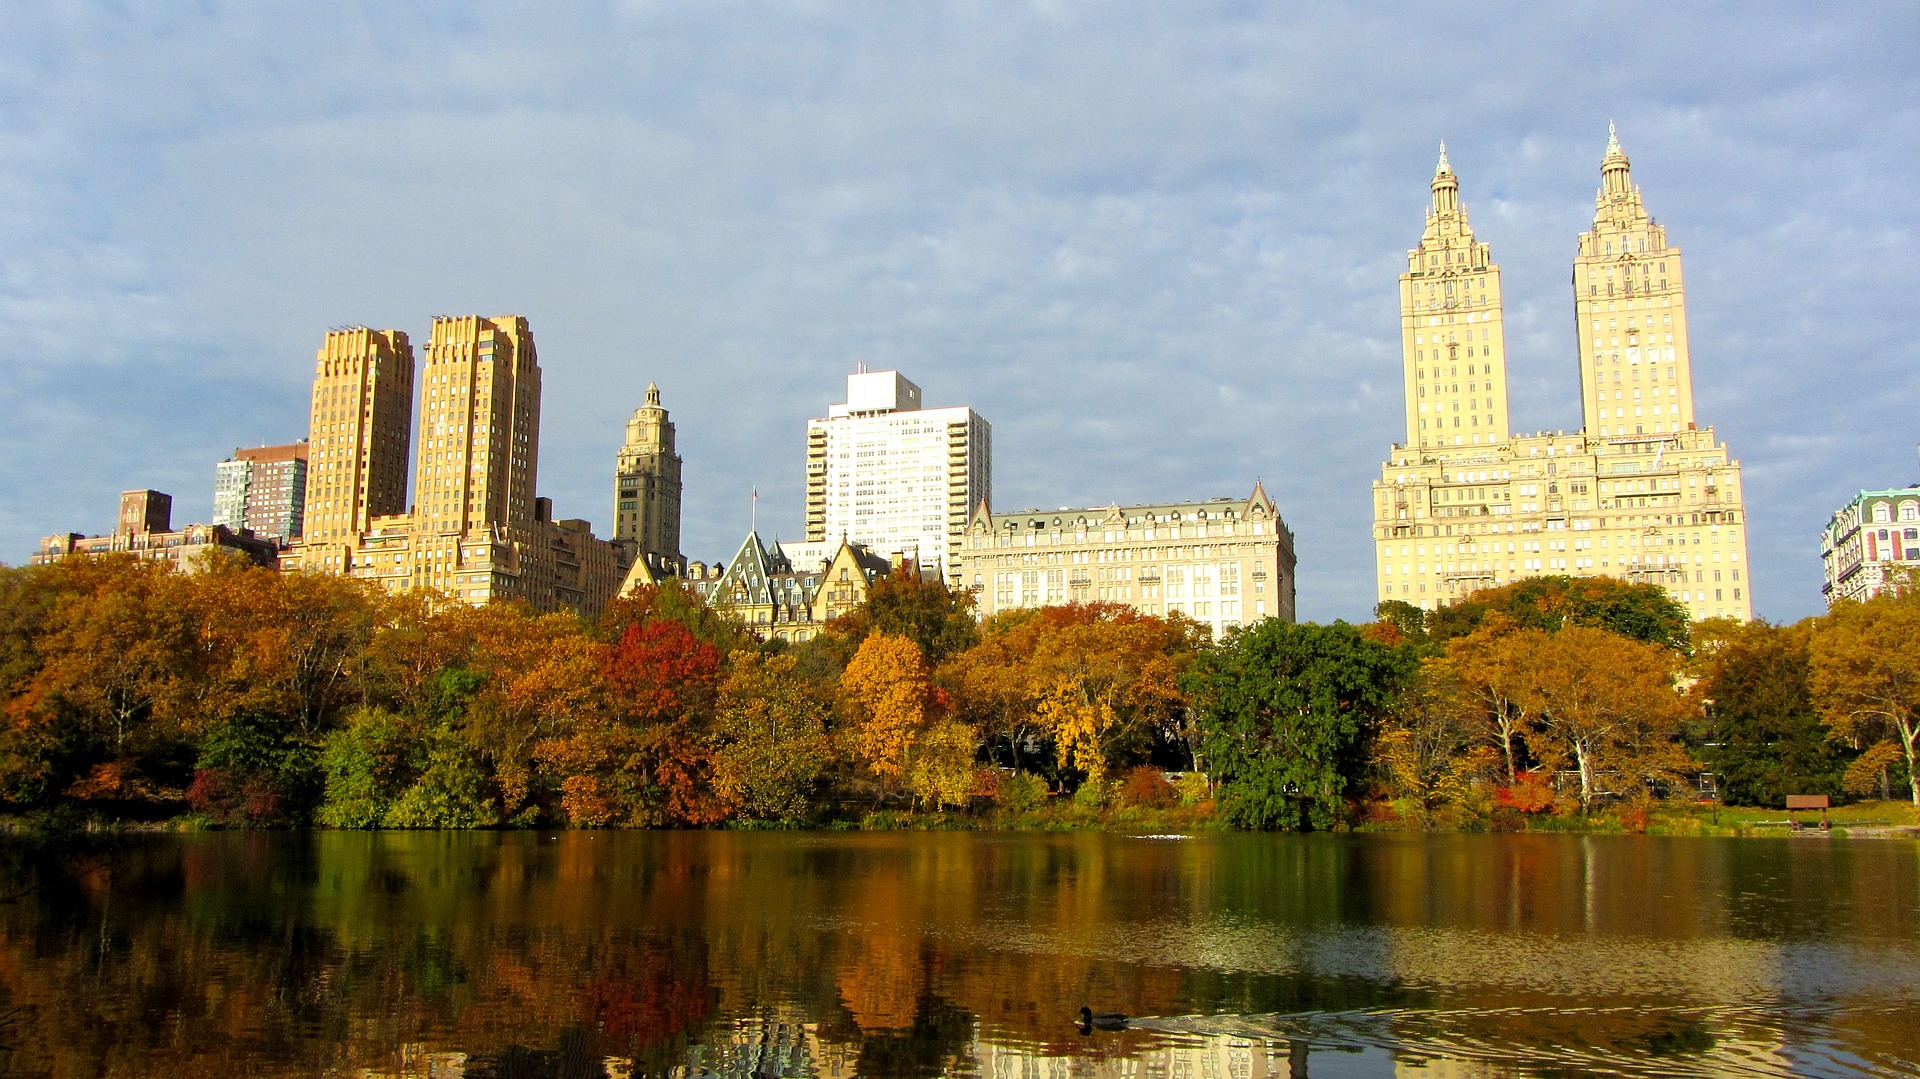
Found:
<box><xmin>1873</xmin><ymin>503</ymin><xmax>1892</xmax><ymax>523</ymax></box>
<box><xmin>1901</xmin><ymin>502</ymin><xmax>1919</xmax><ymax>523</ymax></box>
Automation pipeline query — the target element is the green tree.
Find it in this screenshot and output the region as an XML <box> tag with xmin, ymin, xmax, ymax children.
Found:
<box><xmin>1427</xmin><ymin>576</ymin><xmax>1691</xmax><ymax>653</ymax></box>
<box><xmin>827</xmin><ymin>574</ymin><xmax>980</xmax><ymax>666</ymax></box>
<box><xmin>709</xmin><ymin>652</ymin><xmax>832</xmax><ymax>823</ymax></box>
<box><xmin>1186</xmin><ymin>621</ymin><xmax>1416</xmax><ymax>830</ymax></box>
<box><xmin>1694</xmin><ymin>619</ymin><xmax>1844</xmax><ymax>806</ymax></box>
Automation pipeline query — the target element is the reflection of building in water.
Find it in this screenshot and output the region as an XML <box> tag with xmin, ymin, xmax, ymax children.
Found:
<box><xmin>974</xmin><ymin>1032</ymin><xmax>1300</xmax><ymax>1079</ymax></box>
<box><xmin>677</xmin><ymin>1013</ymin><xmax>857</xmax><ymax>1079</ymax></box>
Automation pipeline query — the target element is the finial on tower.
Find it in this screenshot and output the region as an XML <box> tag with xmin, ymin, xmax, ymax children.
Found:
<box><xmin>645</xmin><ymin>381</ymin><xmax>660</xmax><ymax>407</ymax></box>
<box><xmin>1436</xmin><ymin>140</ymin><xmax>1452</xmax><ymax>176</ymax></box>
<box><xmin>1606</xmin><ymin>121</ymin><xmax>1621</xmax><ymax>156</ymax></box>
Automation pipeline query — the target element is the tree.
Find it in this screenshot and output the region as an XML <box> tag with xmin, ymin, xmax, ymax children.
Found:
<box><xmin>827</xmin><ymin>574</ymin><xmax>980</xmax><ymax>666</ymax></box>
<box><xmin>1810</xmin><ymin>586</ymin><xmax>1920</xmax><ymax>805</ymax></box>
<box><xmin>708</xmin><ymin>652</ymin><xmax>832</xmax><ymax>823</ymax></box>
<box><xmin>942</xmin><ymin>604</ymin><xmax>1199</xmax><ymax>785</ymax></box>
<box><xmin>1519</xmin><ymin>625</ymin><xmax>1693</xmax><ymax>811</ymax></box>
<box><xmin>1186</xmin><ymin>621</ymin><xmax>1416</xmax><ymax>830</ymax></box>
<box><xmin>538</xmin><ymin>617</ymin><xmax>722</xmax><ymax>826</ymax></box>
<box><xmin>1438</xmin><ymin>625</ymin><xmax>1549</xmax><ymax>785</ymax></box>
<box><xmin>840</xmin><ymin>633</ymin><xmax>937</xmax><ymax>799</ymax></box>
<box><xmin>1693</xmin><ymin>619</ymin><xmax>1844</xmax><ymax>806</ymax></box>
<box><xmin>1427</xmin><ymin>576</ymin><xmax>1691</xmax><ymax>653</ymax></box>
<box><xmin>3</xmin><ymin>555</ymin><xmax>201</xmax><ymax>806</ymax></box>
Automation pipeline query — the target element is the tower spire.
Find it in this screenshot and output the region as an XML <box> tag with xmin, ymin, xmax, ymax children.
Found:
<box><xmin>1601</xmin><ymin>122</ymin><xmax>1632</xmax><ymax>199</ymax></box>
<box><xmin>1430</xmin><ymin>140</ymin><xmax>1460</xmax><ymax>215</ymax></box>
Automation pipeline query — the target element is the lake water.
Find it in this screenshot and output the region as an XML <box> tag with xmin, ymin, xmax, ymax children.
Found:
<box><xmin>1</xmin><ymin>831</ymin><xmax>1915</xmax><ymax>1077</ymax></box>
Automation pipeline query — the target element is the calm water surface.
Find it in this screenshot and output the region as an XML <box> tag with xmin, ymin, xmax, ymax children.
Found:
<box><xmin>1</xmin><ymin>831</ymin><xmax>1915</xmax><ymax>1077</ymax></box>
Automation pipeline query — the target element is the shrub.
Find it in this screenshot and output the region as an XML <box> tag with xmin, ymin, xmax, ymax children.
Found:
<box><xmin>995</xmin><ymin>771</ymin><xmax>1047</xmax><ymax>814</ymax></box>
<box><xmin>1120</xmin><ymin>766</ymin><xmax>1179</xmax><ymax>810</ymax></box>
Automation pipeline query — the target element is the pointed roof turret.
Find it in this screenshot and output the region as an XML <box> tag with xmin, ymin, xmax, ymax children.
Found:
<box><xmin>645</xmin><ymin>381</ymin><xmax>660</xmax><ymax>407</ymax></box>
<box><xmin>1430</xmin><ymin>140</ymin><xmax>1460</xmax><ymax>215</ymax></box>
<box><xmin>1600</xmin><ymin>121</ymin><xmax>1633</xmax><ymax>200</ymax></box>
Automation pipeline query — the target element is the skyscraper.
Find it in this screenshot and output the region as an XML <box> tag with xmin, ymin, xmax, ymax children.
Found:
<box><xmin>214</xmin><ymin>441</ymin><xmax>308</xmax><ymax>541</ymax></box>
<box><xmin>1573</xmin><ymin>125</ymin><xmax>1698</xmax><ymax>437</ymax></box>
<box><xmin>287</xmin><ymin>316</ymin><xmax>624</xmax><ymax>616</ymax></box>
<box><xmin>1372</xmin><ymin>133</ymin><xmax>1754</xmax><ymax>622</ymax></box>
<box><xmin>1401</xmin><ymin>142</ymin><xmax>1513</xmax><ymax>452</ymax></box>
<box><xmin>413</xmin><ymin>314</ymin><xmax>541</xmax><ymax>533</ymax></box>
<box><xmin>614</xmin><ymin>382</ymin><xmax>684</xmax><ymax>578</ymax></box>
<box><xmin>301</xmin><ymin>327</ymin><xmax>414</xmax><ymax>543</ymax></box>
<box><xmin>804</xmin><ymin>369</ymin><xmax>990</xmax><ymax>588</ymax></box>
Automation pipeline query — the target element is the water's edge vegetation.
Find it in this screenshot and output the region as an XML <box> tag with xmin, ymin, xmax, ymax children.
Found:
<box><xmin>2</xmin><ymin>553</ymin><xmax>1915</xmax><ymax>835</ymax></box>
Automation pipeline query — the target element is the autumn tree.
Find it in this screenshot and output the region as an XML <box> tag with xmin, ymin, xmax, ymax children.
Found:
<box><xmin>1519</xmin><ymin>625</ymin><xmax>1693</xmax><ymax>810</ymax></box>
<box><xmin>942</xmin><ymin>604</ymin><xmax>1199</xmax><ymax>785</ymax></box>
<box><xmin>1373</xmin><ymin>660</ymin><xmax>1495</xmax><ymax>815</ymax></box>
<box><xmin>1810</xmin><ymin>585</ymin><xmax>1920</xmax><ymax>805</ymax></box>
<box><xmin>1440</xmin><ymin>624</ymin><xmax>1551</xmax><ymax>785</ymax></box>
<box><xmin>539</xmin><ymin>617</ymin><xmax>721</xmax><ymax>826</ymax></box>
<box><xmin>840</xmin><ymin>633</ymin><xmax>939</xmax><ymax>800</ymax></box>
<box><xmin>1186</xmin><ymin>621</ymin><xmax>1416</xmax><ymax>830</ymax></box>
<box><xmin>709</xmin><ymin>652</ymin><xmax>832</xmax><ymax>823</ymax></box>
<box><xmin>2</xmin><ymin>555</ymin><xmax>203</xmax><ymax>807</ymax></box>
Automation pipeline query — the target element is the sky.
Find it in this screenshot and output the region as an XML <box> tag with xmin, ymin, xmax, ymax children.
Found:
<box><xmin>3</xmin><ymin>3</ymin><xmax>1916</xmax><ymax>625</ymax></box>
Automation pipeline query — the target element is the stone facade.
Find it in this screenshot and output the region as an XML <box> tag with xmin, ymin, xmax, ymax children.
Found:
<box><xmin>35</xmin><ymin>489</ymin><xmax>280</xmax><ymax>572</ymax></box>
<box><xmin>954</xmin><ymin>483</ymin><xmax>1297</xmax><ymax>638</ymax></box>
<box><xmin>613</xmin><ymin>382</ymin><xmax>685</xmax><ymax>579</ymax></box>
<box><xmin>681</xmin><ymin>533</ymin><xmax>893</xmax><ymax>643</ymax></box>
<box><xmin>1374</xmin><ymin>129</ymin><xmax>1754</xmax><ymax>622</ymax></box>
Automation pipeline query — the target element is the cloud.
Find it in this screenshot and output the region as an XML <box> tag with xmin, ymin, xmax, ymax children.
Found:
<box><xmin>3</xmin><ymin>3</ymin><xmax>1917</xmax><ymax>624</ymax></box>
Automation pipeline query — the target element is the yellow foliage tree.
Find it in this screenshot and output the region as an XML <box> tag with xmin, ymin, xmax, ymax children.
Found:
<box><xmin>1811</xmin><ymin>585</ymin><xmax>1920</xmax><ymax>805</ymax></box>
<box><xmin>841</xmin><ymin>633</ymin><xmax>935</xmax><ymax>796</ymax></box>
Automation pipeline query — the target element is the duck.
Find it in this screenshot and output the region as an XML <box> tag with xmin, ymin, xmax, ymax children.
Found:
<box><xmin>1078</xmin><ymin>1006</ymin><xmax>1129</xmax><ymax>1032</ymax></box>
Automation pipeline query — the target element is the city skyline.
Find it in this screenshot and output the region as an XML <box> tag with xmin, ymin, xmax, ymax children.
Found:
<box><xmin>4</xmin><ymin>6</ymin><xmax>1916</xmax><ymax>623</ymax></box>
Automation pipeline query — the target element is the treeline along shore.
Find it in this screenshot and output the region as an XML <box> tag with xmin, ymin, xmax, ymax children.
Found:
<box><xmin>1</xmin><ymin>553</ymin><xmax>1915</xmax><ymax>833</ymax></box>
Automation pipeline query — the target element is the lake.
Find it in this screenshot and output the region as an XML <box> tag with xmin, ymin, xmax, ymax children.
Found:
<box><xmin>0</xmin><ymin>831</ymin><xmax>1915</xmax><ymax>1077</ymax></box>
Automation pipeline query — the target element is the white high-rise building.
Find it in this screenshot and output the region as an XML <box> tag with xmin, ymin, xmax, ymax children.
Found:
<box><xmin>805</xmin><ymin>369</ymin><xmax>990</xmax><ymax>588</ymax></box>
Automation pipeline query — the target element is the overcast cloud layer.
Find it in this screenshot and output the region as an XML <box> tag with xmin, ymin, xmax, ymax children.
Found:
<box><xmin>4</xmin><ymin>3</ymin><xmax>1916</xmax><ymax>624</ymax></box>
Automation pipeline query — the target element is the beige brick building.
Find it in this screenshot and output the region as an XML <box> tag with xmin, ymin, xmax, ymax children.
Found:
<box><xmin>954</xmin><ymin>483</ymin><xmax>1296</xmax><ymax>638</ymax></box>
<box><xmin>286</xmin><ymin>317</ymin><xmax>625</xmax><ymax>619</ymax></box>
<box><xmin>35</xmin><ymin>489</ymin><xmax>280</xmax><ymax>572</ymax></box>
<box><xmin>1374</xmin><ymin>130</ymin><xmax>1753</xmax><ymax>622</ymax></box>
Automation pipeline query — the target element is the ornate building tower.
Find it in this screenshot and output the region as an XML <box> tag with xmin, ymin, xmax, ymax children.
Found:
<box><xmin>1401</xmin><ymin>144</ymin><xmax>1513</xmax><ymax>452</ymax></box>
<box><xmin>1573</xmin><ymin>124</ymin><xmax>1697</xmax><ymax>437</ymax></box>
<box><xmin>1371</xmin><ymin>131</ymin><xmax>1753</xmax><ymax>623</ymax></box>
<box><xmin>614</xmin><ymin>382</ymin><xmax>685</xmax><ymax>577</ymax></box>
<box><xmin>300</xmin><ymin>327</ymin><xmax>413</xmax><ymax>543</ymax></box>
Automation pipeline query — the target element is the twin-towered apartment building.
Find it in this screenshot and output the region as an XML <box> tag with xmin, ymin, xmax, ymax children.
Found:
<box><xmin>1374</xmin><ymin>127</ymin><xmax>1754</xmax><ymax>623</ymax></box>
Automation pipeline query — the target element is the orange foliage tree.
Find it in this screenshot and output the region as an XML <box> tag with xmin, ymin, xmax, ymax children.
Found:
<box><xmin>1518</xmin><ymin>625</ymin><xmax>1693</xmax><ymax>810</ymax></box>
<box><xmin>1810</xmin><ymin>584</ymin><xmax>1920</xmax><ymax>805</ymax></box>
<box><xmin>538</xmin><ymin>617</ymin><xmax>722</xmax><ymax>826</ymax></box>
<box><xmin>942</xmin><ymin>604</ymin><xmax>1199</xmax><ymax>785</ymax></box>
